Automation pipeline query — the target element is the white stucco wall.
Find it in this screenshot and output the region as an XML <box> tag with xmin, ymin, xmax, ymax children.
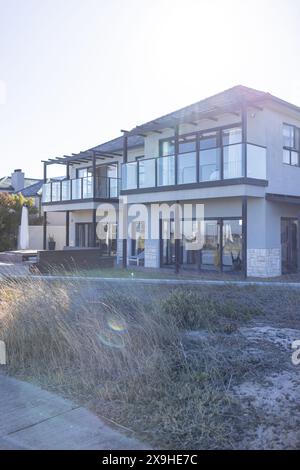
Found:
<box><xmin>18</xmin><ymin>225</ymin><xmax>66</xmax><ymax>251</ymax></box>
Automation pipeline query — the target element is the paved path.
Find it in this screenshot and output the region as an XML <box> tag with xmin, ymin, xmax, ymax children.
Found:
<box><xmin>2</xmin><ymin>272</ymin><xmax>300</xmax><ymax>288</ymax></box>
<box><xmin>0</xmin><ymin>261</ymin><xmax>30</xmax><ymax>278</ymax></box>
<box><xmin>0</xmin><ymin>374</ymin><xmax>146</xmax><ymax>450</ymax></box>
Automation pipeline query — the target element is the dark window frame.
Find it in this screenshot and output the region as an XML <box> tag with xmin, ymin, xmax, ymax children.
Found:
<box><xmin>159</xmin><ymin>123</ymin><xmax>243</xmax><ymax>183</ymax></box>
<box><xmin>283</xmin><ymin>123</ymin><xmax>300</xmax><ymax>167</ymax></box>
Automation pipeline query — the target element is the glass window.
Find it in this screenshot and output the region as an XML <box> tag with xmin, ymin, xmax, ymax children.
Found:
<box><xmin>283</xmin><ymin>149</ymin><xmax>290</xmax><ymax>165</ymax></box>
<box><xmin>160</xmin><ymin>139</ymin><xmax>175</xmax><ymax>157</ymax></box>
<box><xmin>178</xmin><ymin>136</ymin><xmax>196</xmax><ymax>154</ymax></box>
<box><xmin>222</xmin><ymin>127</ymin><xmax>242</xmax><ymax>146</ymax></box>
<box><xmin>222</xmin><ymin>219</ymin><xmax>243</xmax><ymax>270</ymax></box>
<box><xmin>283</xmin><ymin>124</ymin><xmax>295</xmax><ymax>148</ymax></box>
<box><xmin>77</xmin><ymin>168</ymin><xmax>92</xmax><ymax>178</ymax></box>
<box><xmin>291</xmin><ymin>151</ymin><xmax>299</xmax><ymax>166</ymax></box>
<box><xmin>223</xmin><ymin>144</ymin><xmax>243</xmax><ymax>179</ymax></box>
<box><xmin>199</xmin><ymin>131</ymin><xmax>218</xmax><ymax>150</ymax></box>
<box><xmin>200</xmin><ymin>148</ymin><xmax>221</xmax><ymax>181</ymax></box>
<box><xmin>177</xmin><ymin>152</ymin><xmax>196</xmax><ymax>184</ymax></box>
<box><xmin>282</xmin><ymin>124</ymin><xmax>300</xmax><ymax>166</ymax></box>
<box><xmin>131</xmin><ymin>222</ymin><xmax>145</xmax><ymax>257</ymax></box>
<box><xmin>161</xmin><ymin>219</ymin><xmax>176</xmax><ymax>265</ymax></box>
<box><xmin>200</xmin><ymin>220</ymin><xmax>220</xmax><ymax>268</ymax></box>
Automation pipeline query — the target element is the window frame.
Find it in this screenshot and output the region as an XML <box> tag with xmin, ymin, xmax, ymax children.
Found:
<box><xmin>283</xmin><ymin>123</ymin><xmax>300</xmax><ymax>167</ymax></box>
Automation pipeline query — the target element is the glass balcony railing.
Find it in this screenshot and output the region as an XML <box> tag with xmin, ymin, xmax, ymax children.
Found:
<box><xmin>246</xmin><ymin>143</ymin><xmax>267</xmax><ymax>180</ymax></box>
<box><xmin>121</xmin><ymin>142</ymin><xmax>267</xmax><ymax>191</ymax></box>
<box><xmin>42</xmin><ymin>176</ymin><xmax>120</xmax><ymax>203</ymax></box>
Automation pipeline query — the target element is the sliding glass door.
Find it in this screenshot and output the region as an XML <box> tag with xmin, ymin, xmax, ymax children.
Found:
<box><xmin>160</xmin><ymin>218</ymin><xmax>243</xmax><ymax>272</ymax></box>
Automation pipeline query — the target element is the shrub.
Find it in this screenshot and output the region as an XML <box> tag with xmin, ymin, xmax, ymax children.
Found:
<box><xmin>0</xmin><ymin>193</ymin><xmax>36</xmax><ymax>251</ymax></box>
<box><xmin>0</xmin><ymin>279</ymin><xmax>239</xmax><ymax>449</ymax></box>
<box><xmin>160</xmin><ymin>289</ymin><xmax>262</xmax><ymax>331</ymax></box>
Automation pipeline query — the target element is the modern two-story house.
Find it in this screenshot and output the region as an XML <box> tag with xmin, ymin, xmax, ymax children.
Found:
<box><xmin>42</xmin><ymin>85</ymin><xmax>300</xmax><ymax>277</ymax></box>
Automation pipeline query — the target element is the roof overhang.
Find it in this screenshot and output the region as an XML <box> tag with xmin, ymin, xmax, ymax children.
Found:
<box><xmin>266</xmin><ymin>193</ymin><xmax>300</xmax><ymax>205</ymax></box>
<box><xmin>42</xmin><ymin>149</ymin><xmax>122</xmax><ymax>166</ymax></box>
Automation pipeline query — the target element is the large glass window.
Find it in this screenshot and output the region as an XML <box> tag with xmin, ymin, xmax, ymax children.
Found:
<box><xmin>75</xmin><ymin>223</ymin><xmax>93</xmax><ymax>247</ymax></box>
<box><xmin>131</xmin><ymin>221</ymin><xmax>145</xmax><ymax>258</ymax></box>
<box><xmin>199</xmin><ymin>131</ymin><xmax>218</xmax><ymax>150</ymax></box>
<box><xmin>222</xmin><ymin>127</ymin><xmax>242</xmax><ymax>146</ymax></box>
<box><xmin>200</xmin><ymin>220</ymin><xmax>220</xmax><ymax>269</ymax></box>
<box><xmin>161</xmin><ymin>219</ymin><xmax>176</xmax><ymax>265</ymax></box>
<box><xmin>283</xmin><ymin>123</ymin><xmax>300</xmax><ymax>166</ymax></box>
<box><xmin>222</xmin><ymin>219</ymin><xmax>243</xmax><ymax>270</ymax></box>
<box><xmin>283</xmin><ymin>124</ymin><xmax>295</xmax><ymax>148</ymax></box>
<box><xmin>200</xmin><ymin>148</ymin><xmax>221</xmax><ymax>181</ymax></box>
<box><xmin>160</xmin><ymin>139</ymin><xmax>175</xmax><ymax>157</ymax></box>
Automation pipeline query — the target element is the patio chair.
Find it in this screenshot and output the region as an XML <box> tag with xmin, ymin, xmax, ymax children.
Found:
<box><xmin>128</xmin><ymin>250</ymin><xmax>145</xmax><ymax>266</ymax></box>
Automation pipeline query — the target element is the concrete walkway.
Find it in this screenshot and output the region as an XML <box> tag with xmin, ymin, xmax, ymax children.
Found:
<box><xmin>1</xmin><ymin>272</ymin><xmax>300</xmax><ymax>288</ymax></box>
<box><xmin>0</xmin><ymin>374</ymin><xmax>146</xmax><ymax>450</ymax></box>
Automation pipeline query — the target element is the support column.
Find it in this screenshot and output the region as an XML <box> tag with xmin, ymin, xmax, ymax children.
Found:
<box><xmin>66</xmin><ymin>211</ymin><xmax>70</xmax><ymax>247</ymax></box>
<box><xmin>92</xmin><ymin>151</ymin><xmax>96</xmax><ymax>199</ymax></box>
<box><xmin>297</xmin><ymin>211</ymin><xmax>300</xmax><ymax>273</ymax></box>
<box><xmin>174</xmin><ymin>200</ymin><xmax>180</xmax><ymax>274</ymax></box>
<box><xmin>242</xmin><ymin>106</ymin><xmax>248</xmax><ymax>178</ymax></box>
<box><xmin>174</xmin><ymin>124</ymin><xmax>179</xmax><ymax>186</ymax></box>
<box><xmin>43</xmin><ymin>212</ymin><xmax>47</xmax><ymax>250</ymax></box>
<box><xmin>122</xmin><ymin>133</ymin><xmax>128</xmax><ymax>268</ymax></box>
<box><xmin>43</xmin><ymin>162</ymin><xmax>48</xmax><ymax>250</ymax></box>
<box><xmin>92</xmin><ymin>208</ymin><xmax>97</xmax><ymax>248</ymax></box>
<box><xmin>242</xmin><ymin>196</ymin><xmax>248</xmax><ymax>278</ymax></box>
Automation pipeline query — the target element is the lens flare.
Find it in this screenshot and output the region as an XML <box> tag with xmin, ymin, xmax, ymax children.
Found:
<box><xmin>98</xmin><ymin>313</ymin><xmax>127</xmax><ymax>348</ymax></box>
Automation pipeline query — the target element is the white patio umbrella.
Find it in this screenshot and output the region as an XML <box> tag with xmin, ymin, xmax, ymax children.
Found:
<box><xmin>19</xmin><ymin>205</ymin><xmax>29</xmax><ymax>250</ymax></box>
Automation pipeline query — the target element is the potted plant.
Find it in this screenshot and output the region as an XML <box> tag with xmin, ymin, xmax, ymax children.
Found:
<box><xmin>48</xmin><ymin>235</ymin><xmax>56</xmax><ymax>251</ymax></box>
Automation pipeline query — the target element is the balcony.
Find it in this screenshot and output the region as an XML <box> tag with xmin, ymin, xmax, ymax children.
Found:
<box><xmin>42</xmin><ymin>176</ymin><xmax>120</xmax><ymax>204</ymax></box>
<box><xmin>121</xmin><ymin>143</ymin><xmax>267</xmax><ymax>191</ymax></box>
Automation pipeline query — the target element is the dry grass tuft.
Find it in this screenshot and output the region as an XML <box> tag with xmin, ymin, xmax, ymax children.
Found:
<box><xmin>0</xmin><ymin>277</ymin><xmax>266</xmax><ymax>449</ymax></box>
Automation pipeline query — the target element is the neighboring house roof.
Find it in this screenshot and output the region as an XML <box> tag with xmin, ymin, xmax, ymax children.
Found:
<box><xmin>0</xmin><ymin>176</ymin><xmax>14</xmax><ymax>191</ymax></box>
<box><xmin>0</xmin><ymin>176</ymin><xmax>40</xmax><ymax>192</ymax></box>
<box><xmin>19</xmin><ymin>180</ymin><xmax>43</xmax><ymax>197</ymax></box>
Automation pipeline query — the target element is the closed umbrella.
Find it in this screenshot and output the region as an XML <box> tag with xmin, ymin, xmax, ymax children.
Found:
<box><xmin>19</xmin><ymin>205</ymin><xmax>29</xmax><ymax>250</ymax></box>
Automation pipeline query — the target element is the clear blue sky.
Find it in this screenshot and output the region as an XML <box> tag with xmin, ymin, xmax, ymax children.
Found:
<box><xmin>0</xmin><ymin>0</ymin><xmax>300</xmax><ymax>179</ymax></box>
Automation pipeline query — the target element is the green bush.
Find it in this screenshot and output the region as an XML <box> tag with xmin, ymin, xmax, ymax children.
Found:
<box><xmin>160</xmin><ymin>289</ymin><xmax>262</xmax><ymax>331</ymax></box>
<box><xmin>0</xmin><ymin>193</ymin><xmax>36</xmax><ymax>251</ymax></box>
